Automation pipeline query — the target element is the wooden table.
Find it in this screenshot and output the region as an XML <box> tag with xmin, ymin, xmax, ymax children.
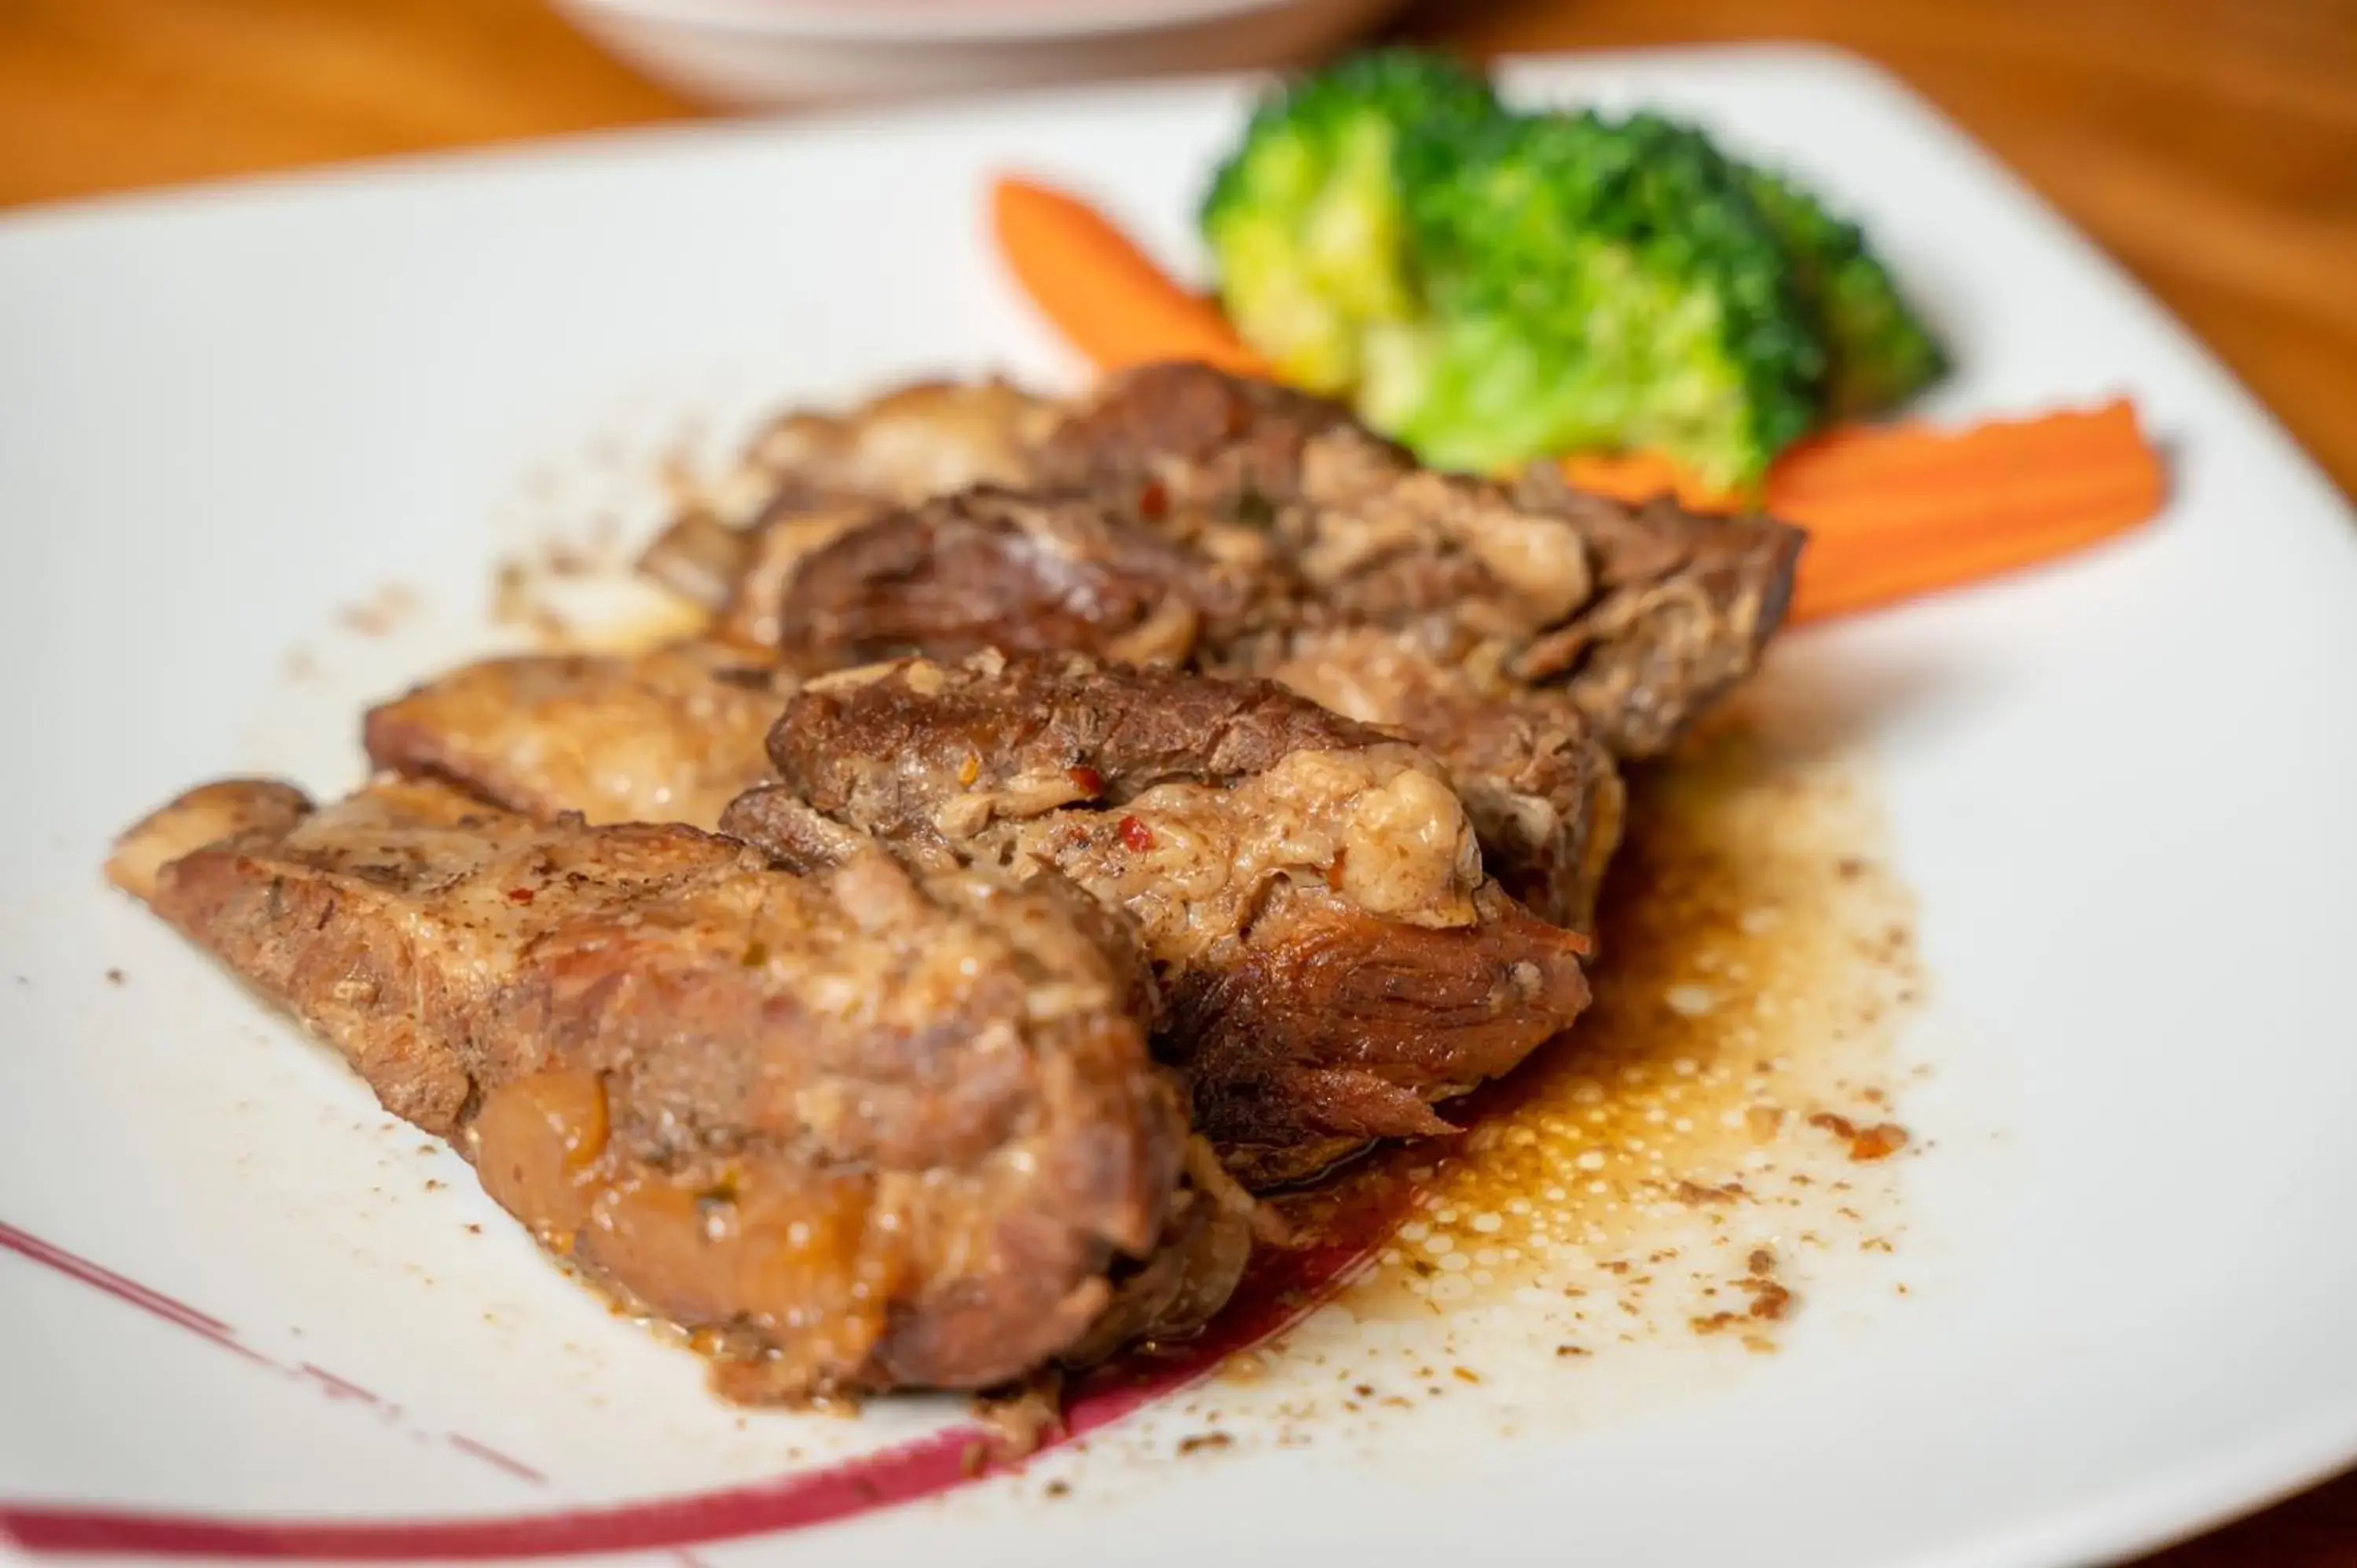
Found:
<box><xmin>3</xmin><ymin>2</ymin><xmax>2353</xmax><ymax>1561</ymax></box>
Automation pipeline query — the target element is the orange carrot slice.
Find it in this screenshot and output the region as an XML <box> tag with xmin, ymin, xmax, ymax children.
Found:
<box><xmin>1561</xmin><ymin>400</ymin><xmax>2166</xmax><ymax>621</ymax></box>
<box><xmin>1765</xmin><ymin>402</ymin><xmax>2150</xmax><ymax>509</ymax></box>
<box><xmin>1776</xmin><ymin>401</ymin><xmax>2165</xmax><ymax>620</ymax></box>
<box><xmin>992</xmin><ymin>174</ymin><xmax>1267</xmax><ymax>377</ymax></box>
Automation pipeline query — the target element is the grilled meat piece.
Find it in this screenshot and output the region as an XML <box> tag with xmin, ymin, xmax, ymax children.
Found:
<box><xmin>1266</xmin><ymin>625</ymin><xmax>1626</xmax><ymax>932</ymax></box>
<box><xmin>1501</xmin><ymin>462</ymin><xmax>1808</xmax><ymax>757</ymax></box>
<box><xmin>1030</xmin><ymin>361</ymin><xmax>1361</xmax><ymax>515</ymax></box>
<box><xmin>641</xmin><ymin>379</ymin><xmax>1058</xmax><ymax>618</ymax></box>
<box><xmin>107</xmin><ymin>776</ymin><xmax>1208</xmax><ymax>1402</ymax></box>
<box><xmin>768</xmin><ymin>486</ymin><xmax>1279</xmax><ymax>670</ymax></box>
<box><xmin>677</xmin><ymin>364</ymin><xmax>1800</xmax><ymax>760</ymax></box>
<box><xmin>735</xmin><ymin>378</ymin><xmax>1057</xmax><ymax>513</ymax></box>
<box><xmin>1043</xmin><ymin>363</ymin><xmax>1805</xmax><ymax>758</ymax></box>
<box><xmin>363</xmin><ymin>641</ymin><xmax>794</xmax><ymax>831</ymax></box>
<box><xmin>728</xmin><ymin>652</ymin><xmax>1591</xmax><ymax>1187</ymax></box>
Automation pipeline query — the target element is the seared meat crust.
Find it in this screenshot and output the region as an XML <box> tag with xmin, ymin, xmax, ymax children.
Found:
<box><xmin>686</xmin><ymin>363</ymin><xmax>1799</xmax><ymax>763</ymax></box>
<box><xmin>770</xmin><ymin>486</ymin><xmax>1275</xmax><ymax>670</ymax></box>
<box><xmin>363</xmin><ymin>640</ymin><xmax>793</xmax><ymax>830</ymax></box>
<box><xmin>731</xmin><ymin>653</ymin><xmax>1591</xmax><ymax>1186</ymax></box>
<box><xmin>108</xmin><ymin>777</ymin><xmax>1192</xmax><ymax>1402</ymax></box>
<box><xmin>1047</xmin><ymin>363</ymin><xmax>1805</xmax><ymax>759</ymax></box>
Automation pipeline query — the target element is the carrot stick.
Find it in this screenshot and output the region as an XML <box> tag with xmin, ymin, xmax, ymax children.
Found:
<box><xmin>1560</xmin><ymin>401</ymin><xmax>2166</xmax><ymax>622</ymax></box>
<box><xmin>992</xmin><ymin>174</ymin><xmax>1268</xmax><ymax>377</ymax></box>
<box><xmin>1777</xmin><ymin>401</ymin><xmax>2165</xmax><ymax>620</ymax></box>
<box><xmin>1767</xmin><ymin>401</ymin><xmax>2151</xmax><ymax>509</ymax></box>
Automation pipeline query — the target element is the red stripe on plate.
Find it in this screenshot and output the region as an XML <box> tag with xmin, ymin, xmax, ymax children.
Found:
<box><xmin>445</xmin><ymin>1437</ymin><xmax>548</xmax><ymax>1488</ymax></box>
<box><xmin>0</xmin><ymin>1221</ymin><xmax>236</xmax><ymax>1337</ymax></box>
<box><xmin>299</xmin><ymin>1365</ymin><xmax>383</xmax><ymax>1406</ymax></box>
<box><xmin>0</xmin><ymin>1233</ymin><xmax>1384</xmax><ymax>1559</ymax></box>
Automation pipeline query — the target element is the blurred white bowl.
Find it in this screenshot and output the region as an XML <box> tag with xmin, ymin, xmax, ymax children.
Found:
<box><xmin>555</xmin><ymin>0</ymin><xmax>1405</xmax><ymax>107</ymax></box>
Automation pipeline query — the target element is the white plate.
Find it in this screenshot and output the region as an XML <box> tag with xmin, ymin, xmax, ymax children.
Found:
<box><xmin>5</xmin><ymin>44</ymin><xmax>2357</xmax><ymax>1568</ymax></box>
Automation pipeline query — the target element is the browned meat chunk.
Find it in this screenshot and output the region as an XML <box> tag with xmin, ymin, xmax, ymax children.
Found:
<box><xmin>678</xmin><ymin>364</ymin><xmax>1799</xmax><ymax>760</ymax></box>
<box><xmin>362</xmin><ymin>641</ymin><xmax>794</xmax><ymax>830</ymax></box>
<box><xmin>107</xmin><ymin>776</ymin><xmax>1208</xmax><ymax>1402</ymax></box>
<box><xmin>642</xmin><ymin>379</ymin><xmax>1058</xmax><ymax>619</ymax></box>
<box><xmin>1266</xmin><ymin>626</ymin><xmax>1626</xmax><ymax>932</ymax></box>
<box><xmin>733</xmin><ymin>378</ymin><xmax>1057</xmax><ymax>512</ymax></box>
<box><xmin>1502</xmin><ymin>463</ymin><xmax>1808</xmax><ymax>759</ymax></box>
<box><xmin>1030</xmin><ymin>361</ymin><xmax>1362</xmax><ymax>515</ymax></box>
<box><xmin>728</xmin><ymin>652</ymin><xmax>1591</xmax><ymax>1187</ymax></box>
<box><xmin>709</xmin><ymin>501</ymin><xmax>885</xmax><ymax>654</ymax></box>
<box><xmin>768</xmin><ymin>487</ymin><xmax>1278</xmax><ymax>670</ymax></box>
<box><xmin>1041</xmin><ymin>363</ymin><xmax>1805</xmax><ymax>759</ymax></box>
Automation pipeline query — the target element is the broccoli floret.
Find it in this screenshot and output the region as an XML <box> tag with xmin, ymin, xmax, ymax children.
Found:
<box><xmin>1200</xmin><ymin>49</ymin><xmax>1497</xmax><ymax>397</ymax></box>
<box><xmin>1382</xmin><ymin>109</ymin><xmax>1824</xmax><ymax>492</ymax></box>
<box><xmin>1199</xmin><ymin>49</ymin><xmax>1940</xmax><ymax>489</ymax></box>
<box><xmin>1742</xmin><ymin>165</ymin><xmax>1946</xmax><ymax>416</ymax></box>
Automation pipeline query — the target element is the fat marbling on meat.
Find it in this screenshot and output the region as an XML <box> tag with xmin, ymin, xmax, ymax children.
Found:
<box><xmin>106</xmin><ymin>775</ymin><xmax>1227</xmax><ymax>1402</ymax></box>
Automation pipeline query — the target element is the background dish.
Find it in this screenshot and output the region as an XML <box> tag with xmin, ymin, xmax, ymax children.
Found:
<box><xmin>553</xmin><ymin>0</ymin><xmax>1406</xmax><ymax>105</ymax></box>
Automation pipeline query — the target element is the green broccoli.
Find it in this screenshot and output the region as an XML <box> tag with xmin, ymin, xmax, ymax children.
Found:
<box><xmin>1199</xmin><ymin>49</ymin><xmax>1497</xmax><ymax>397</ymax></box>
<box><xmin>1380</xmin><ymin>108</ymin><xmax>1825</xmax><ymax>491</ymax></box>
<box><xmin>1197</xmin><ymin>49</ymin><xmax>1947</xmax><ymax>491</ymax></box>
<box><xmin>1741</xmin><ymin>165</ymin><xmax>1946</xmax><ymax>418</ymax></box>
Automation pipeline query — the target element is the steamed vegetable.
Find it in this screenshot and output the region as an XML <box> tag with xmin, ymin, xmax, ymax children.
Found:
<box><xmin>1375</xmin><ymin>108</ymin><xmax>1824</xmax><ymax>491</ymax></box>
<box><xmin>1196</xmin><ymin>49</ymin><xmax>1948</xmax><ymax>490</ymax></box>
<box><xmin>1198</xmin><ymin>49</ymin><xmax>1497</xmax><ymax>397</ymax></box>
<box><xmin>1743</xmin><ymin>165</ymin><xmax>1947</xmax><ymax>418</ymax></box>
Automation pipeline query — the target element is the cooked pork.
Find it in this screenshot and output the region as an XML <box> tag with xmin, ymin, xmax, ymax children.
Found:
<box><xmin>1040</xmin><ymin>362</ymin><xmax>1807</xmax><ymax>759</ymax></box>
<box><xmin>685</xmin><ymin>363</ymin><xmax>1802</xmax><ymax>762</ymax></box>
<box><xmin>107</xmin><ymin>775</ymin><xmax>1228</xmax><ymax>1401</ymax></box>
<box><xmin>1029</xmin><ymin>361</ymin><xmax>1357</xmax><ymax>517</ymax></box>
<box><xmin>1265</xmin><ymin>626</ymin><xmax>1626</xmax><ymax>932</ymax></box>
<box><xmin>113</xmin><ymin>357</ymin><xmax>1812</xmax><ymax>1406</ymax></box>
<box><xmin>642</xmin><ymin>379</ymin><xmax>1058</xmax><ymax>622</ymax></box>
<box><xmin>727</xmin><ymin>652</ymin><xmax>1591</xmax><ymax>1186</ymax></box>
<box><xmin>732</xmin><ymin>378</ymin><xmax>1057</xmax><ymax>512</ymax></box>
<box><xmin>363</xmin><ymin>641</ymin><xmax>794</xmax><ymax>831</ymax></box>
<box><xmin>767</xmin><ymin>486</ymin><xmax>1280</xmax><ymax>669</ymax></box>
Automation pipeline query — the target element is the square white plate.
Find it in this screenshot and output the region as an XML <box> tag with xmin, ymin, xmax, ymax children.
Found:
<box><xmin>4</xmin><ymin>44</ymin><xmax>2356</xmax><ymax>1568</ymax></box>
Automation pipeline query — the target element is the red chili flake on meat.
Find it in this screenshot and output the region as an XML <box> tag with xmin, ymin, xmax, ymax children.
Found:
<box><xmin>1117</xmin><ymin>815</ymin><xmax>1154</xmax><ymax>852</ymax></box>
<box><xmin>1067</xmin><ymin>766</ymin><xmax>1105</xmax><ymax>796</ymax></box>
<box><xmin>505</xmin><ymin>888</ymin><xmax>537</xmax><ymax>905</ymax></box>
<box><xmin>1138</xmin><ymin>478</ymin><xmax>1169</xmax><ymax>518</ymax></box>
